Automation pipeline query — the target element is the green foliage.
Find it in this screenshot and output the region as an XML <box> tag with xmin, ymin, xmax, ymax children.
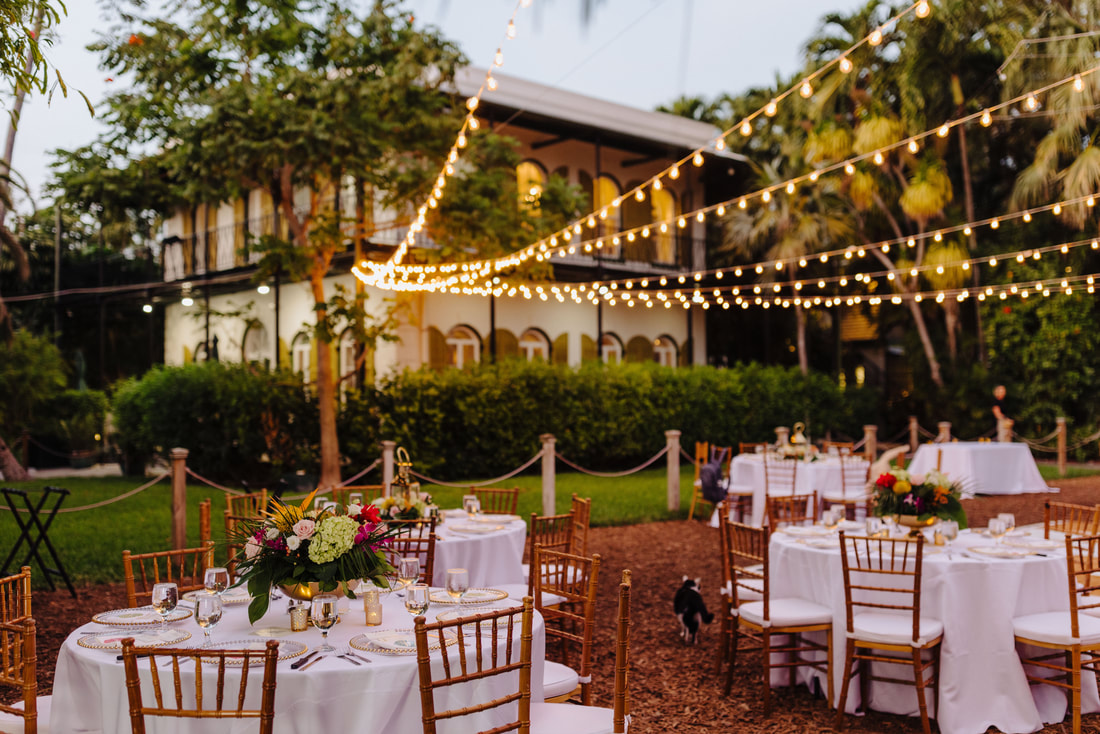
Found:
<box><xmin>45</xmin><ymin>388</ymin><xmax>108</xmax><ymax>452</ymax></box>
<box><xmin>112</xmin><ymin>362</ymin><xmax>317</xmax><ymax>482</ymax></box>
<box><xmin>0</xmin><ymin>1</ymin><xmax>67</xmax><ymax>99</ymax></box>
<box><xmin>0</xmin><ymin>330</ymin><xmax>67</xmax><ymax>442</ymax></box>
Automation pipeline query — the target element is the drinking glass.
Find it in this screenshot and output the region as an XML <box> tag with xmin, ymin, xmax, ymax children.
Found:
<box><xmin>941</xmin><ymin>519</ymin><xmax>959</xmax><ymax>544</ymax></box>
<box><xmin>151</xmin><ymin>583</ymin><xmax>179</xmax><ymax>628</ymax></box>
<box><xmin>988</xmin><ymin>517</ymin><xmax>1008</xmax><ymax>544</ymax></box>
<box><xmin>398</xmin><ymin>557</ymin><xmax>421</xmax><ymax>597</ymax></box>
<box><xmin>822</xmin><ymin>508</ymin><xmax>840</xmax><ymax>531</ymax></box>
<box><xmin>446</xmin><ymin>568</ymin><xmax>469</xmax><ymax>602</ymax></box>
<box><xmin>405</xmin><ymin>584</ymin><xmax>430</xmax><ymax>617</ymax></box>
<box><xmin>349</xmin><ymin>492</ymin><xmax>364</xmax><ymax>507</ymax></box>
<box><xmin>463</xmin><ymin>494</ymin><xmax>481</xmax><ymax>517</ymax></box>
<box><xmin>865</xmin><ymin>516</ymin><xmax>883</xmax><ymax>538</ymax></box>
<box><xmin>997</xmin><ymin>513</ymin><xmax>1016</xmax><ymax>535</ymax></box>
<box><xmin>311</xmin><ymin>594</ymin><xmax>339</xmax><ymax>653</ymax></box>
<box><xmin>204</xmin><ymin>567</ymin><xmax>229</xmax><ymax>596</ymax></box>
<box><xmin>313</xmin><ymin>496</ymin><xmax>328</xmax><ymax>512</ymax></box>
<box><xmin>194</xmin><ymin>594</ymin><xmax>223</xmax><ymax>646</ymax></box>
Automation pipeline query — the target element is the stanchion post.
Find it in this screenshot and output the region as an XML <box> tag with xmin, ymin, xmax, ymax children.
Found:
<box><xmin>937</xmin><ymin>422</ymin><xmax>952</xmax><ymax>443</ymax></box>
<box><xmin>540</xmin><ymin>434</ymin><xmax>556</xmax><ymax>517</ymax></box>
<box><xmin>1057</xmin><ymin>417</ymin><xmax>1067</xmax><ymax>478</ymax></box>
<box><xmin>862</xmin><ymin>425</ymin><xmax>878</xmax><ymax>462</ymax></box>
<box><xmin>774</xmin><ymin>426</ymin><xmax>790</xmax><ymax>447</ymax></box>
<box><xmin>169</xmin><ymin>448</ymin><xmax>189</xmax><ymax>551</ymax></box>
<box><xmin>381</xmin><ymin>441</ymin><xmax>396</xmax><ymax>497</ymax></box>
<box><xmin>997</xmin><ymin>418</ymin><xmax>1013</xmax><ymax>443</ymax></box>
<box><xmin>909</xmin><ymin>416</ymin><xmax>919</xmax><ymax>453</ymax></box>
<box><xmin>666</xmin><ymin>430</ymin><xmax>681</xmax><ymax>512</ymax></box>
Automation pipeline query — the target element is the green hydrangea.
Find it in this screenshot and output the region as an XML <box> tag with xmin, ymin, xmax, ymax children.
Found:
<box><xmin>307</xmin><ymin>515</ymin><xmax>358</xmax><ymax>564</ymax></box>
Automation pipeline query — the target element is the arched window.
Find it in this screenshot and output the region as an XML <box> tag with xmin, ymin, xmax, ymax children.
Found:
<box><xmin>243</xmin><ymin>321</ymin><xmax>269</xmax><ymax>364</ymax></box>
<box><xmin>651</xmin><ymin>188</ymin><xmax>677</xmax><ymax>264</ymax></box>
<box><xmin>594</xmin><ymin>175</ymin><xmax>621</xmax><ymax>239</ymax></box>
<box><xmin>653</xmin><ymin>335</ymin><xmax>678</xmax><ymax>367</ymax></box>
<box><xmin>600</xmin><ymin>333</ymin><xmax>623</xmax><ymax>364</ymax></box>
<box><xmin>292</xmin><ymin>334</ymin><xmax>312</xmax><ymax>382</ymax></box>
<box><xmin>516</xmin><ymin>160</ymin><xmax>546</xmax><ymax>212</ymax></box>
<box><xmin>519</xmin><ymin>329</ymin><xmax>550</xmax><ymax>361</ymax></box>
<box><xmin>446</xmin><ymin>325</ymin><xmax>481</xmax><ymax>368</ymax></box>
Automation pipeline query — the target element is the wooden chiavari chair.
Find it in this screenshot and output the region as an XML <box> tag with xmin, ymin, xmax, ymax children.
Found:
<box><xmin>413</xmin><ymin>598</ymin><xmax>533</xmax><ymax>734</ymax></box>
<box><xmin>386</xmin><ymin>518</ymin><xmax>438</xmax><ymax>585</ymax></box>
<box><xmin>122</xmin><ymin>542</ymin><xmax>215</xmax><ymax>609</ymax></box>
<box><xmin>738</xmin><ymin>442</ymin><xmax>769</xmax><ymax>455</ymax></box>
<box><xmin>332</xmin><ymin>485</ymin><xmax>385</xmax><ymax>507</ymax></box>
<box><xmin>763</xmin><ymin>453</ymin><xmax>798</xmax><ymax>498</ymax></box>
<box><xmin>836</xmin><ymin>533</ymin><xmax>942</xmax><ymax>734</ymax></box>
<box><xmin>120</xmin><ymin>638</ymin><xmax>279</xmax><ymax>734</ymax></box>
<box><xmin>530</xmin><ymin>570</ymin><xmax>633</xmax><ymax>733</ymax></box>
<box><xmin>820</xmin><ymin>451</ymin><xmax>872</xmax><ymax>520</ymax></box>
<box><xmin>225</xmin><ymin>490</ymin><xmax>268</xmax><ymax>518</ymax></box>
<box><xmin>0</xmin><ymin>566</ymin><xmax>48</xmax><ymax>734</ymax></box>
<box><xmin>533</xmin><ymin>546</ymin><xmax>601</xmax><ymax>704</ymax></box>
<box><xmin>569</xmin><ymin>494</ymin><xmax>591</xmax><ymax>557</ymax></box>
<box><xmin>1013</xmin><ymin>534</ymin><xmax>1100</xmax><ymax>734</ymax></box>
<box><xmin>687</xmin><ymin>441</ymin><xmax>709</xmax><ymax>521</ymax></box>
<box><xmin>1045</xmin><ymin>500</ymin><xmax>1100</xmax><ymax>539</ymax></box>
<box><xmin>765</xmin><ymin>491</ymin><xmax>817</xmax><ymax>530</ymax></box>
<box><xmin>524</xmin><ymin>512</ymin><xmax>574</xmax><ymax>594</ymax></box>
<box><xmin>713</xmin><ymin>505</ymin><xmax>763</xmax><ymax>678</ymax></box>
<box><xmin>722</xmin><ymin>522</ymin><xmax>831</xmax><ymax>713</ymax></box>
<box><xmin>198</xmin><ymin>499</ymin><xmax>211</xmax><ymax>546</ymax></box>
<box><xmin>822</xmin><ymin>440</ymin><xmax>856</xmax><ymax>454</ymax></box>
<box><xmin>224</xmin><ymin>511</ymin><xmax>255</xmax><ymax>579</ymax></box>
<box><xmin>471</xmin><ymin>487</ymin><xmax>520</xmax><ymax>516</ymax></box>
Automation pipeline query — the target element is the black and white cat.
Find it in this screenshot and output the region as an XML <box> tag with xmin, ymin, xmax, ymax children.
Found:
<box><xmin>673</xmin><ymin>576</ymin><xmax>714</xmax><ymax>645</ymax></box>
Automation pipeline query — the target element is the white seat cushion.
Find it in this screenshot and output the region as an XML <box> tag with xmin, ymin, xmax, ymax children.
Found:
<box><xmin>738</xmin><ymin>597</ymin><xmax>831</xmax><ymax>628</ymax></box>
<box><xmin>0</xmin><ymin>695</ymin><xmax>52</xmax><ymax>734</ymax></box>
<box><xmin>531</xmin><ymin>701</ymin><xmax>621</xmax><ymax>734</ymax></box>
<box><xmin>543</xmin><ymin>660</ymin><xmax>581</xmax><ymax>700</ymax></box>
<box><xmin>726</xmin><ymin>483</ymin><xmax>754</xmax><ymax>496</ymax></box>
<box><xmin>823</xmin><ymin>492</ymin><xmax>870</xmax><ymax>503</ymax></box>
<box><xmin>721</xmin><ymin>578</ymin><xmax>763</xmax><ymax>603</ymax></box>
<box><xmin>851</xmin><ymin>612</ymin><xmax>944</xmax><ymax>647</ymax></box>
<box><xmin>1013</xmin><ymin>611</ymin><xmax>1100</xmax><ymax>646</ymax></box>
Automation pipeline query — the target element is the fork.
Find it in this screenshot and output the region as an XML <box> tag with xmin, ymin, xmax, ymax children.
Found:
<box><xmin>343</xmin><ymin>648</ymin><xmax>372</xmax><ymax>663</ymax></box>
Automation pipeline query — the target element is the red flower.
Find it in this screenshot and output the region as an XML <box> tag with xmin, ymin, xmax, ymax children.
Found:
<box><xmin>875</xmin><ymin>472</ymin><xmax>897</xmax><ymax>490</ymax></box>
<box><xmin>128</xmin><ymin>34</ymin><xmax>143</xmax><ymax>46</ymax></box>
<box><xmin>362</xmin><ymin>504</ymin><xmax>382</xmax><ymax>524</ymax></box>
<box><xmin>1002</xmin><ymin>306</ymin><xmax>1011</xmax><ymax>314</ymax></box>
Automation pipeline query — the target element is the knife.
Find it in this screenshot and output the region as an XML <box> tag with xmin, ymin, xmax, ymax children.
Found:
<box><xmin>298</xmin><ymin>654</ymin><xmax>325</xmax><ymax>671</ymax></box>
<box><xmin>290</xmin><ymin>650</ymin><xmax>321</xmax><ymax>670</ymax></box>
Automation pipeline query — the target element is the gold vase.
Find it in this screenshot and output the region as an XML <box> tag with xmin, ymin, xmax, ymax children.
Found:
<box><xmin>279</xmin><ymin>579</ymin><xmax>359</xmax><ymax>601</ymax></box>
<box><xmin>894</xmin><ymin>514</ymin><xmax>936</xmax><ymax>537</ymax></box>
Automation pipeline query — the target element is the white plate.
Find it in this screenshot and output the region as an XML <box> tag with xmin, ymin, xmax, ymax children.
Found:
<box><xmin>429</xmin><ymin>588</ymin><xmax>509</xmax><ymax>605</ymax></box>
<box><xmin>183</xmin><ymin>587</ymin><xmax>251</xmax><ymax>605</ymax></box>
<box><xmin>436</xmin><ymin>604</ymin><xmax>518</xmax><ymax>632</ymax></box>
<box><xmin>981</xmin><ymin>529</ymin><xmax>1030</xmax><ymax>539</ymax></box>
<box><xmin>967</xmin><ymin>545</ymin><xmax>1033</xmax><ymax>560</ymax></box>
<box><xmin>471</xmin><ymin>514</ymin><xmax>522</xmax><ymax>524</ymax></box>
<box><xmin>448</xmin><ymin>524</ymin><xmax>504</xmax><ymax>535</ymax></box>
<box><xmin>837</xmin><ymin>520</ymin><xmax>865</xmax><ymax>532</ymax></box>
<box><xmin>1002</xmin><ymin>537</ymin><xmax>1062</xmax><ymax>551</ymax></box>
<box><xmin>92</xmin><ymin>606</ymin><xmax>191</xmax><ymax>626</ymax></box>
<box><xmin>798</xmin><ymin>537</ymin><xmax>839</xmax><ymax>550</ymax></box>
<box><xmin>780</xmin><ymin>525</ymin><xmax>833</xmax><ymax>537</ymax></box>
<box><xmin>350</xmin><ymin>628</ymin><xmax>457</xmax><ymax>655</ymax></box>
<box><xmin>78</xmin><ymin>627</ymin><xmax>190</xmax><ymax>650</ymax></box>
<box><xmin>201</xmin><ymin>639</ymin><xmax>306</xmax><ymax>664</ymax></box>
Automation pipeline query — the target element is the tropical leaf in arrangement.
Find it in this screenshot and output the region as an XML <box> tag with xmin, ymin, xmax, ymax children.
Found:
<box><xmin>804</xmin><ymin>122</ymin><xmax>852</xmax><ymax>164</ymax></box>
<box><xmin>853</xmin><ymin>115</ymin><xmax>904</xmax><ymax>155</ymax></box>
<box><xmin>848</xmin><ymin>169</ymin><xmax>877</xmax><ymax>211</ymax></box>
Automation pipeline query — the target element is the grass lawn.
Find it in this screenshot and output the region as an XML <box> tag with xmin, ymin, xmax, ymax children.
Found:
<box><xmin>1037</xmin><ymin>463</ymin><xmax>1100</xmax><ymax>480</ymax></box>
<box><xmin>1</xmin><ymin>467</ymin><xmax>697</xmax><ymax>586</ymax></box>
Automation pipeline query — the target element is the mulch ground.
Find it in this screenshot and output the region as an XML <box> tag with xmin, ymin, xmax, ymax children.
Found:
<box><xmin>13</xmin><ymin>475</ymin><xmax>1100</xmax><ymax>732</ymax></box>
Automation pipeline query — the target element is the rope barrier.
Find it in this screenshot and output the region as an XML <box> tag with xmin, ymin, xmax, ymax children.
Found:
<box><xmin>184</xmin><ymin>468</ymin><xmax>245</xmax><ymax>496</ymax></box>
<box><xmin>0</xmin><ymin>472</ymin><xmax>170</xmax><ymax>514</ymax></box>
<box><xmin>680</xmin><ymin>447</ymin><xmax>696</xmax><ymax>465</ymax></box>
<box><xmin>555</xmin><ymin>446</ymin><xmax>669</xmax><ymax>478</ymax></box>
<box><xmin>409</xmin><ymin>450</ymin><xmax>544</xmax><ymax>488</ymax></box>
<box><xmin>1011</xmin><ymin>427</ymin><xmax>1062</xmax><ymax>447</ymax></box>
<box><xmin>956</xmin><ymin>428</ymin><xmax>997</xmax><ymax>442</ymax></box>
<box><xmin>917</xmin><ymin>425</ymin><xmax>938</xmax><ymax>440</ymax></box>
<box><xmin>883</xmin><ymin>426</ymin><xmax>910</xmax><ymax>444</ymax></box>
<box><xmin>334</xmin><ymin>459</ymin><xmax>381</xmax><ymax>488</ymax></box>
<box><xmin>26</xmin><ymin>436</ymin><xmax>79</xmax><ymax>460</ymax></box>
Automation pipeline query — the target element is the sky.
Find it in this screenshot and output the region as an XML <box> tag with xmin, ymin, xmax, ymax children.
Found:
<box><xmin>6</xmin><ymin>0</ymin><xmax>867</xmax><ymax>209</ymax></box>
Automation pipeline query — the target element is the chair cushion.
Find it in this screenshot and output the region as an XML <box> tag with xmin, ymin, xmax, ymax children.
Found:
<box><xmin>722</xmin><ymin>577</ymin><xmax>763</xmax><ymax>603</ymax></box>
<box><xmin>850</xmin><ymin>612</ymin><xmax>944</xmax><ymax>647</ymax></box>
<box><xmin>530</xmin><ymin>701</ymin><xmax>621</xmax><ymax>734</ymax></box>
<box><xmin>823</xmin><ymin>492</ymin><xmax>870</xmax><ymax>503</ymax></box>
<box><xmin>1013</xmin><ymin>611</ymin><xmax>1100</xmax><ymax>646</ymax></box>
<box><xmin>0</xmin><ymin>695</ymin><xmax>52</xmax><ymax>734</ymax></box>
<box><xmin>726</xmin><ymin>483</ymin><xmax>754</xmax><ymax>497</ymax></box>
<box><xmin>738</xmin><ymin>597</ymin><xmax>831</xmax><ymax>628</ymax></box>
<box><xmin>542</xmin><ymin>660</ymin><xmax>581</xmax><ymax>700</ymax></box>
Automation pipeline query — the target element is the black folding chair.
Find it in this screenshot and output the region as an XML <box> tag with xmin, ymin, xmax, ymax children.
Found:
<box><xmin>1</xmin><ymin>486</ymin><xmax>76</xmax><ymax>596</ymax></box>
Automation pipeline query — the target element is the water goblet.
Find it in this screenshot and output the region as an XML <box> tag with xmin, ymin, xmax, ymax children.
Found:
<box><xmin>463</xmin><ymin>494</ymin><xmax>481</xmax><ymax>518</ymax></box>
<box><xmin>446</xmin><ymin>568</ymin><xmax>469</xmax><ymax>602</ymax></box>
<box><xmin>865</xmin><ymin>516</ymin><xmax>883</xmax><ymax>538</ymax></box>
<box><xmin>313</xmin><ymin>496</ymin><xmax>327</xmax><ymax>513</ymax></box>
<box><xmin>349</xmin><ymin>492</ymin><xmax>364</xmax><ymax>508</ymax></box>
<box><xmin>941</xmin><ymin>519</ymin><xmax>959</xmax><ymax>545</ymax></box>
<box><xmin>822</xmin><ymin>508</ymin><xmax>840</xmax><ymax>531</ymax></box>
<box><xmin>988</xmin><ymin>517</ymin><xmax>1008</xmax><ymax>544</ymax></box>
<box><xmin>398</xmin><ymin>557</ymin><xmax>421</xmax><ymax>597</ymax></box>
<box><xmin>204</xmin><ymin>567</ymin><xmax>229</xmax><ymax>596</ymax></box>
<box><xmin>193</xmin><ymin>594</ymin><xmax>223</xmax><ymax>647</ymax></box>
<box><xmin>311</xmin><ymin>594</ymin><xmax>339</xmax><ymax>653</ymax></box>
<box><xmin>151</xmin><ymin>582</ymin><xmax>179</xmax><ymax>628</ymax></box>
<box><xmin>997</xmin><ymin>513</ymin><xmax>1016</xmax><ymax>535</ymax></box>
<box><xmin>405</xmin><ymin>584</ymin><xmax>431</xmax><ymax>617</ymax></box>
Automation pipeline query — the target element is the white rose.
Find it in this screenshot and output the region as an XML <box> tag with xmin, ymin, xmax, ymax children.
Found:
<box><xmin>286</xmin><ymin>535</ymin><xmax>301</xmax><ymax>551</ymax></box>
<box><xmin>244</xmin><ymin>540</ymin><xmax>261</xmax><ymax>559</ymax></box>
<box><xmin>347</xmin><ymin>503</ymin><xmax>363</xmax><ymax>516</ymax></box>
<box><xmin>264</xmin><ymin>527</ymin><xmax>279</xmax><ymax>541</ymax></box>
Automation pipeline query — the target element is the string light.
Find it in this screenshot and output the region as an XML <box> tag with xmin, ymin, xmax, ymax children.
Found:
<box><xmin>839</xmin><ymin>56</ymin><xmax>853</xmax><ymax>73</ymax></box>
<box><xmin>800</xmin><ymin>80</ymin><xmax>814</xmax><ymax>98</ymax></box>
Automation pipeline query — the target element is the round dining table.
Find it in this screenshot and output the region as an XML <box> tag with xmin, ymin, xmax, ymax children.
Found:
<box><xmin>433</xmin><ymin>512</ymin><xmax>527</xmax><ymax>588</ymax></box>
<box><xmin>725</xmin><ymin>454</ymin><xmax>870</xmax><ymax>527</ymax></box>
<box><xmin>907</xmin><ymin>442</ymin><xmax>1050</xmax><ymax>496</ymax></box>
<box><xmin>768</xmin><ymin>526</ymin><xmax>1099</xmax><ymax>734</ymax></box>
<box><xmin>51</xmin><ymin>584</ymin><xmax>545</xmax><ymax>734</ymax></box>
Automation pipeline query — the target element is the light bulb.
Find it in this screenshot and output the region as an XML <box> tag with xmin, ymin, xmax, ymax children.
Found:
<box><xmin>494</xmin><ymin>49</ymin><xmax>504</xmax><ymax>66</ymax></box>
<box><xmin>181</xmin><ymin>296</ymin><xmax>194</xmax><ymax>307</ymax></box>
<box><xmin>717</xmin><ymin>205</ymin><xmax>725</xmax><ymax>216</ymax></box>
<box><xmin>696</xmin><ymin>211</ymin><xmax>705</xmax><ymax>223</ymax></box>
<box><xmin>469</xmin><ymin>117</ymin><xmax>480</xmax><ymax>130</ymax></box>
<box><xmin>786</xmin><ymin>182</ymin><xmax>796</xmax><ymax>194</ymax></box>
<box><xmin>762</xmin><ymin>190</ymin><xmax>772</xmax><ymax>202</ymax></box>
<box><xmin>844</xmin><ymin>163</ymin><xmax>855</xmax><ymax>175</ymax></box>
<box><xmin>915</xmin><ymin>1</ymin><xmax>931</xmax><ymax>18</ymax></box>
<box><xmin>487</xmin><ymin>77</ymin><xmax>498</xmax><ymax>91</ymax></box>
<box><xmin>678</xmin><ymin>218</ymin><xmax>686</xmax><ymax>228</ymax></box>
<box><xmin>715</xmin><ymin>137</ymin><xmax>726</xmax><ymax>151</ymax></box>
<box><xmin>765</xmin><ymin>100</ymin><xmax>777</xmax><ymax>117</ymax></box>
<box><xmin>740</xmin><ymin>120</ymin><xmax>752</xmax><ymax>136</ymax></box>
<box><xmin>1025</xmin><ymin>93</ymin><xmax>1038</xmax><ymax>111</ymax></box>
<box><xmin>980</xmin><ymin>109</ymin><xmax>992</xmax><ymax>127</ymax></box>
<box><xmin>869</xmin><ymin>29</ymin><xmax>883</xmax><ymax>46</ymax></box>
<box><xmin>466</xmin><ymin>97</ymin><xmax>479</xmax><ymax>111</ymax></box>
<box><xmin>839</xmin><ymin>56</ymin><xmax>853</xmax><ymax>73</ymax></box>
<box><xmin>908</xmin><ymin>140</ymin><xmax>919</xmax><ymax>154</ymax></box>
<box><xmin>669</xmin><ymin>165</ymin><xmax>680</xmax><ymax>179</ymax></box>
<box><xmin>457</xmin><ymin>134</ymin><xmax>467</xmax><ymax>148</ymax></box>
<box><xmin>1053</xmin><ymin>203</ymin><xmax>1062</xmax><ymax>215</ymax></box>
<box><xmin>693</xmin><ymin>152</ymin><xmax>704</xmax><ymax>166</ymax></box>
<box><xmin>1022</xmin><ymin>211</ymin><xmax>1031</xmax><ymax>222</ymax></box>
<box><xmin>874</xmin><ymin>151</ymin><xmax>885</xmax><ymax>165</ymax></box>
<box><xmin>810</xmin><ymin>171</ymin><xmax>819</xmax><ymax>181</ymax></box>
<box><xmin>990</xmin><ymin>218</ymin><xmax>999</xmax><ymax>229</ymax></box>
<box><xmin>506</xmin><ymin>20</ymin><xmax>516</xmax><ymax>39</ymax></box>
<box><xmin>738</xmin><ymin>198</ymin><xmax>747</xmax><ymax>209</ymax></box>
<box><xmin>635</xmin><ymin>189</ymin><xmax>645</xmax><ymax>201</ymax></box>
<box><xmin>143</xmin><ymin>303</ymin><xmax>154</xmax><ymax>313</ymax></box>
<box><xmin>1074</xmin><ymin>74</ymin><xmax>1084</xmax><ymax>92</ymax></box>
<box><xmin>937</xmin><ymin>124</ymin><xmax>950</xmax><ymax>137</ymax></box>
<box><xmin>800</xmin><ymin>80</ymin><xmax>813</xmax><ymax>98</ymax></box>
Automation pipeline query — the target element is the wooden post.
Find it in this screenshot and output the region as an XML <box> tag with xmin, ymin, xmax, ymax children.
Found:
<box><xmin>381</xmin><ymin>441</ymin><xmax>396</xmax><ymax>497</ymax></box>
<box><xmin>862</xmin><ymin>425</ymin><xmax>878</xmax><ymax>462</ymax></box>
<box><xmin>169</xmin><ymin>448</ymin><xmax>189</xmax><ymax>551</ymax></box>
<box><xmin>540</xmin><ymin>434</ymin><xmax>556</xmax><ymax>517</ymax></box>
<box><xmin>908</xmin><ymin>416</ymin><xmax>919</xmax><ymax>454</ymax></box>
<box><xmin>1057</xmin><ymin>417</ymin><xmax>1067</xmax><ymax>478</ymax></box>
<box><xmin>937</xmin><ymin>422</ymin><xmax>952</xmax><ymax>443</ymax></box>
<box><xmin>997</xmin><ymin>418</ymin><xmax>1014</xmax><ymax>443</ymax></box>
<box><xmin>774</xmin><ymin>426</ymin><xmax>790</xmax><ymax>447</ymax></box>
<box><xmin>665</xmin><ymin>430</ymin><xmax>681</xmax><ymax>512</ymax></box>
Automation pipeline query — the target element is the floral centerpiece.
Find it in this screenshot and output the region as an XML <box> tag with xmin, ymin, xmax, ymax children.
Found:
<box><xmin>234</xmin><ymin>490</ymin><xmax>397</xmax><ymax>624</ymax></box>
<box><xmin>871</xmin><ymin>468</ymin><xmax>968</xmax><ymax>528</ymax></box>
<box><xmin>372</xmin><ymin>493</ymin><xmax>432</xmax><ymax>521</ymax></box>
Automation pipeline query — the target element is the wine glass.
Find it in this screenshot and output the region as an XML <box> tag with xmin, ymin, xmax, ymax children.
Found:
<box><xmin>405</xmin><ymin>584</ymin><xmax>430</xmax><ymax>617</ymax></box>
<box><xmin>193</xmin><ymin>594</ymin><xmax>223</xmax><ymax>646</ymax></box>
<box><xmin>204</xmin><ymin>567</ymin><xmax>229</xmax><ymax>596</ymax></box>
<box><xmin>463</xmin><ymin>494</ymin><xmax>480</xmax><ymax>518</ymax></box>
<box><xmin>398</xmin><ymin>557</ymin><xmax>421</xmax><ymax>597</ymax></box>
<box><xmin>151</xmin><ymin>583</ymin><xmax>179</xmax><ymax>628</ymax></box>
<box><xmin>941</xmin><ymin>519</ymin><xmax>959</xmax><ymax>550</ymax></box>
<box><xmin>311</xmin><ymin>594</ymin><xmax>339</xmax><ymax>653</ymax></box>
<box><xmin>349</xmin><ymin>492</ymin><xmax>364</xmax><ymax>507</ymax></box>
<box><xmin>822</xmin><ymin>508</ymin><xmax>840</xmax><ymax>531</ymax></box>
<box><xmin>988</xmin><ymin>517</ymin><xmax>1008</xmax><ymax>544</ymax></box>
<box><xmin>998</xmin><ymin>513</ymin><xmax>1016</xmax><ymax>536</ymax></box>
<box><xmin>313</xmin><ymin>496</ymin><xmax>328</xmax><ymax>513</ymax></box>
<box><xmin>865</xmin><ymin>516</ymin><xmax>883</xmax><ymax>538</ymax></box>
<box><xmin>446</xmin><ymin>568</ymin><xmax>469</xmax><ymax>602</ymax></box>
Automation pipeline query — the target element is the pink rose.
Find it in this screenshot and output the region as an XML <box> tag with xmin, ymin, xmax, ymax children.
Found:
<box><xmin>244</xmin><ymin>540</ymin><xmax>262</xmax><ymax>559</ymax></box>
<box><xmin>910</xmin><ymin>474</ymin><xmax>925</xmax><ymax>486</ymax></box>
<box><xmin>293</xmin><ymin>519</ymin><xmax>316</xmax><ymax>539</ymax></box>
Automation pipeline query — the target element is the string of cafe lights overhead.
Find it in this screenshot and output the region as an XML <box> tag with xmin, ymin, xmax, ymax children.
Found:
<box><xmin>361</xmin><ymin>0</ymin><xmax>936</xmax><ymax>287</ymax></box>
<box><xmin>357</xmin><ymin>62</ymin><xmax>1100</xmax><ymax>293</ymax></box>
<box><xmin>386</xmin><ymin>0</ymin><xmax>533</xmax><ymax>270</ymax></box>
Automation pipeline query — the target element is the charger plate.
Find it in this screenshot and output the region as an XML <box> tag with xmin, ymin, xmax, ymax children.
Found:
<box><xmin>429</xmin><ymin>588</ymin><xmax>509</xmax><ymax>605</ymax></box>
<box><xmin>200</xmin><ymin>639</ymin><xmax>307</xmax><ymax>665</ymax></box>
<box><xmin>183</xmin><ymin>587</ymin><xmax>251</xmax><ymax>605</ymax></box>
<box><xmin>966</xmin><ymin>545</ymin><xmax>1032</xmax><ymax>560</ymax></box>
<box><xmin>92</xmin><ymin>606</ymin><xmax>191</xmax><ymax>626</ymax></box>
<box><xmin>78</xmin><ymin>627</ymin><xmax>190</xmax><ymax>650</ymax></box>
<box><xmin>349</xmin><ymin>628</ymin><xmax>457</xmax><ymax>656</ymax></box>
<box><xmin>448</xmin><ymin>524</ymin><xmax>504</xmax><ymax>535</ymax></box>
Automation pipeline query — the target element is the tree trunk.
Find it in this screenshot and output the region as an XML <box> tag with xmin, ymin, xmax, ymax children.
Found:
<box><xmin>907</xmin><ymin>298</ymin><xmax>943</xmax><ymax>387</ymax></box>
<box><xmin>311</xmin><ymin>268</ymin><xmax>340</xmax><ymax>490</ymax></box>
<box><xmin>944</xmin><ymin>299</ymin><xmax>959</xmax><ymax>364</ymax></box>
<box><xmin>793</xmin><ymin>263</ymin><xmax>808</xmax><ymax>374</ymax></box>
<box><xmin>953</xmin><ymin>74</ymin><xmax>987</xmax><ymax>367</ymax></box>
<box><xmin>0</xmin><ymin>434</ymin><xmax>29</xmax><ymax>481</ymax></box>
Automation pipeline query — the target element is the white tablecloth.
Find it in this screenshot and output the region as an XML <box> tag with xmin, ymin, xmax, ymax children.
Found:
<box><xmin>52</xmin><ymin>584</ymin><xmax>545</xmax><ymax>734</ymax></box>
<box><xmin>433</xmin><ymin>516</ymin><xmax>527</xmax><ymax>588</ymax></box>
<box><xmin>726</xmin><ymin>455</ymin><xmax>869</xmax><ymax>526</ymax></box>
<box><xmin>769</xmin><ymin>529</ymin><xmax>1096</xmax><ymax>734</ymax></box>
<box><xmin>908</xmin><ymin>443</ymin><xmax>1050</xmax><ymax>496</ymax></box>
